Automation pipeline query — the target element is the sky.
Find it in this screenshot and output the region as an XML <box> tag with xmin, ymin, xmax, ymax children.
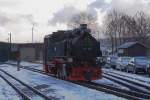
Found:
<box><xmin>0</xmin><ymin>0</ymin><xmax>150</xmax><ymax>43</ymax></box>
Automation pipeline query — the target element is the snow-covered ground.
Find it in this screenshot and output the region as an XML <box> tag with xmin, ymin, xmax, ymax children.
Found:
<box><xmin>93</xmin><ymin>78</ymin><xmax>129</xmax><ymax>90</ymax></box>
<box><xmin>0</xmin><ymin>77</ymin><xmax>21</xmax><ymax>100</ymax></box>
<box><xmin>20</xmin><ymin>61</ymin><xmax>43</xmax><ymax>70</ymax></box>
<box><xmin>8</xmin><ymin>61</ymin><xmax>129</xmax><ymax>90</ymax></box>
<box><xmin>0</xmin><ymin>63</ymin><xmax>125</xmax><ymax>100</ymax></box>
<box><xmin>7</xmin><ymin>61</ymin><xmax>43</xmax><ymax>70</ymax></box>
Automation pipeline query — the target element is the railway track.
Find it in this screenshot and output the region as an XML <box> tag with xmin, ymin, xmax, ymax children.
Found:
<box><xmin>74</xmin><ymin>81</ymin><xmax>150</xmax><ymax>100</ymax></box>
<box><xmin>104</xmin><ymin>70</ymin><xmax>150</xmax><ymax>84</ymax></box>
<box><xmin>4</xmin><ymin>63</ymin><xmax>150</xmax><ymax>99</ymax></box>
<box><xmin>0</xmin><ymin>68</ymin><xmax>52</xmax><ymax>100</ymax></box>
<box><xmin>103</xmin><ymin>72</ymin><xmax>150</xmax><ymax>95</ymax></box>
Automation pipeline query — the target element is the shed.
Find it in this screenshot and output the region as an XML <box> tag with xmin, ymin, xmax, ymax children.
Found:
<box><xmin>118</xmin><ymin>42</ymin><xmax>147</xmax><ymax>57</ymax></box>
<box><xmin>18</xmin><ymin>43</ymin><xmax>43</xmax><ymax>61</ymax></box>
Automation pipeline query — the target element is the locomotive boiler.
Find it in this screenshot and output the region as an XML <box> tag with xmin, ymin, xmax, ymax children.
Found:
<box><xmin>43</xmin><ymin>24</ymin><xmax>102</xmax><ymax>81</ymax></box>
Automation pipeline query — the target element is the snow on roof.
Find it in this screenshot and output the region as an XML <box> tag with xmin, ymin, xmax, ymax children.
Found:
<box><xmin>118</xmin><ymin>42</ymin><xmax>138</xmax><ymax>49</ymax></box>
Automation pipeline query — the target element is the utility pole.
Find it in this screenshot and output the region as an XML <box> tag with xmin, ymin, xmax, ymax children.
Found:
<box><xmin>9</xmin><ymin>32</ymin><xmax>12</xmax><ymax>51</ymax></box>
<box><xmin>9</xmin><ymin>32</ymin><xmax>11</xmax><ymax>44</ymax></box>
<box><xmin>8</xmin><ymin>32</ymin><xmax>12</xmax><ymax>60</ymax></box>
<box><xmin>32</xmin><ymin>23</ymin><xmax>35</xmax><ymax>43</ymax></box>
<box><xmin>6</xmin><ymin>38</ymin><xmax>9</xmax><ymax>60</ymax></box>
<box><xmin>6</xmin><ymin>38</ymin><xmax>9</xmax><ymax>43</ymax></box>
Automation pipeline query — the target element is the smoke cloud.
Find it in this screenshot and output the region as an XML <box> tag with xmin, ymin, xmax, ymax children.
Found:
<box><xmin>88</xmin><ymin>0</ymin><xmax>109</xmax><ymax>11</ymax></box>
<box><xmin>48</xmin><ymin>6</ymin><xmax>79</xmax><ymax>25</ymax></box>
<box><xmin>49</xmin><ymin>0</ymin><xmax>150</xmax><ymax>26</ymax></box>
<box><xmin>49</xmin><ymin>0</ymin><xmax>109</xmax><ymax>26</ymax></box>
<box><xmin>67</xmin><ymin>8</ymin><xmax>98</xmax><ymax>27</ymax></box>
<box><xmin>48</xmin><ymin>0</ymin><xmax>150</xmax><ymax>39</ymax></box>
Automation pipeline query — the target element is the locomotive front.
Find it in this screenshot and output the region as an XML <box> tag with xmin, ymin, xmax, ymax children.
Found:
<box><xmin>68</xmin><ymin>24</ymin><xmax>102</xmax><ymax>81</ymax></box>
<box><xmin>43</xmin><ymin>24</ymin><xmax>102</xmax><ymax>81</ymax></box>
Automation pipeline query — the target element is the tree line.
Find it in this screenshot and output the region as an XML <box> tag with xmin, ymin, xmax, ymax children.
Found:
<box><xmin>104</xmin><ymin>10</ymin><xmax>150</xmax><ymax>54</ymax></box>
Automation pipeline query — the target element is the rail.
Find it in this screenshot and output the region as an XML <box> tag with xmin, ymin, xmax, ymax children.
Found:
<box><xmin>74</xmin><ymin>81</ymin><xmax>147</xmax><ymax>100</ymax></box>
<box><xmin>0</xmin><ymin>68</ymin><xmax>52</xmax><ymax>100</ymax></box>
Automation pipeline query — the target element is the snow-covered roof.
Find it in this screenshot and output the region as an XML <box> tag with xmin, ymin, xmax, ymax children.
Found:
<box><xmin>118</xmin><ymin>42</ymin><xmax>138</xmax><ymax>49</ymax></box>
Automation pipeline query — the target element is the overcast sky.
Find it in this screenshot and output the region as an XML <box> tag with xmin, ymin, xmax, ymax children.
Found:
<box><xmin>0</xmin><ymin>0</ymin><xmax>150</xmax><ymax>43</ymax></box>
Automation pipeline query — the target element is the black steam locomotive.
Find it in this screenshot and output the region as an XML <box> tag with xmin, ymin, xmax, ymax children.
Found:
<box><xmin>43</xmin><ymin>24</ymin><xmax>102</xmax><ymax>81</ymax></box>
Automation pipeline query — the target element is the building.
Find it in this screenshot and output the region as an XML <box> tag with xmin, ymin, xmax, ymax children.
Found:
<box><xmin>18</xmin><ymin>43</ymin><xmax>43</xmax><ymax>61</ymax></box>
<box><xmin>118</xmin><ymin>42</ymin><xmax>148</xmax><ymax>57</ymax></box>
<box><xmin>0</xmin><ymin>42</ymin><xmax>43</xmax><ymax>62</ymax></box>
<box><xmin>0</xmin><ymin>42</ymin><xmax>10</xmax><ymax>62</ymax></box>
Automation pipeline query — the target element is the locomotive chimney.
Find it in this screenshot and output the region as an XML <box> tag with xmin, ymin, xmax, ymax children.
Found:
<box><xmin>79</xmin><ymin>24</ymin><xmax>91</xmax><ymax>35</ymax></box>
<box><xmin>80</xmin><ymin>24</ymin><xmax>87</xmax><ymax>29</ymax></box>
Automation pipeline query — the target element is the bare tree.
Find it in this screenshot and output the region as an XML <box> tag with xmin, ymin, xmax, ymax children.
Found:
<box><xmin>133</xmin><ymin>11</ymin><xmax>150</xmax><ymax>43</ymax></box>
<box><xmin>104</xmin><ymin>10</ymin><xmax>150</xmax><ymax>53</ymax></box>
<box><xmin>104</xmin><ymin>10</ymin><xmax>125</xmax><ymax>54</ymax></box>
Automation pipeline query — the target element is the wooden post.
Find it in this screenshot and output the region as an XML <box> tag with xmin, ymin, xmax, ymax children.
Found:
<box><xmin>16</xmin><ymin>51</ymin><xmax>20</xmax><ymax>71</ymax></box>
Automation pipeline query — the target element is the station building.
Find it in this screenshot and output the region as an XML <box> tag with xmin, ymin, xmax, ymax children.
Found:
<box><xmin>18</xmin><ymin>43</ymin><xmax>43</xmax><ymax>61</ymax></box>
<box><xmin>0</xmin><ymin>42</ymin><xmax>10</xmax><ymax>62</ymax></box>
<box><xmin>118</xmin><ymin>42</ymin><xmax>148</xmax><ymax>57</ymax></box>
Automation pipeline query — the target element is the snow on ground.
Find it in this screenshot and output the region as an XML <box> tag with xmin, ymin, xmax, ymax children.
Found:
<box><xmin>8</xmin><ymin>61</ymin><xmax>129</xmax><ymax>90</ymax></box>
<box><xmin>93</xmin><ymin>78</ymin><xmax>129</xmax><ymax>90</ymax></box>
<box><xmin>6</xmin><ymin>61</ymin><xmax>43</xmax><ymax>70</ymax></box>
<box><xmin>0</xmin><ymin>77</ymin><xmax>21</xmax><ymax>100</ymax></box>
<box><xmin>103</xmin><ymin>68</ymin><xmax>150</xmax><ymax>84</ymax></box>
<box><xmin>20</xmin><ymin>61</ymin><xmax>43</xmax><ymax>70</ymax></box>
<box><xmin>0</xmin><ymin>64</ymin><xmax>126</xmax><ymax>100</ymax></box>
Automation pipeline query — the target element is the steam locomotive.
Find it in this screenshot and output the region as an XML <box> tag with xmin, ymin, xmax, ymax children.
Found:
<box><xmin>43</xmin><ymin>24</ymin><xmax>102</xmax><ymax>81</ymax></box>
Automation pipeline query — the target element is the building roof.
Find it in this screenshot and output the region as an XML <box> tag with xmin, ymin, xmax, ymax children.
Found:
<box><xmin>18</xmin><ymin>43</ymin><xmax>43</xmax><ymax>48</ymax></box>
<box><xmin>118</xmin><ymin>42</ymin><xmax>138</xmax><ymax>49</ymax></box>
<box><xmin>0</xmin><ymin>41</ymin><xmax>8</xmax><ymax>44</ymax></box>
